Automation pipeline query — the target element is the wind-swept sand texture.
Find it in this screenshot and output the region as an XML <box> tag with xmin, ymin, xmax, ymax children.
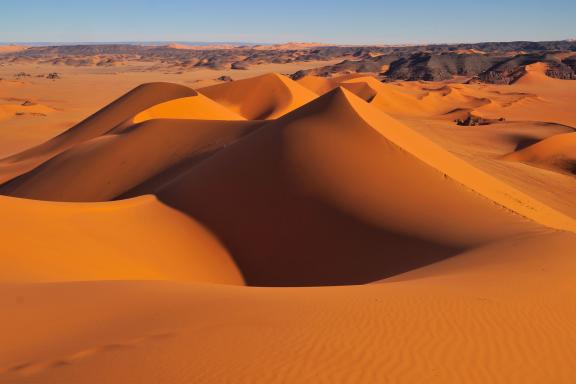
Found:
<box><xmin>1</xmin><ymin>66</ymin><xmax>576</xmax><ymax>383</ymax></box>
<box><xmin>198</xmin><ymin>73</ymin><xmax>317</xmax><ymax>119</ymax></box>
<box><xmin>2</xmin><ymin>230</ymin><xmax>576</xmax><ymax>383</ymax></box>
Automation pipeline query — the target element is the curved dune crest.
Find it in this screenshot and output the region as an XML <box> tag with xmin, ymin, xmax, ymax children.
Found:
<box><xmin>340</xmin><ymin>76</ymin><xmax>490</xmax><ymax>117</ymax></box>
<box><xmin>0</xmin><ymin>195</ymin><xmax>243</xmax><ymax>284</ymax></box>
<box><xmin>123</xmin><ymin>94</ymin><xmax>245</xmax><ymax>126</ymax></box>
<box><xmin>299</xmin><ymin>75</ymin><xmax>489</xmax><ymax>118</ymax></box>
<box><xmin>1</xmin><ymin>119</ymin><xmax>261</xmax><ymax>201</ymax></box>
<box><xmin>502</xmin><ymin>131</ymin><xmax>576</xmax><ymax>174</ymax></box>
<box><xmin>198</xmin><ymin>73</ymin><xmax>317</xmax><ymax>120</ymax></box>
<box><xmin>158</xmin><ymin>87</ymin><xmax>553</xmax><ymax>286</ymax></box>
<box><xmin>296</xmin><ymin>73</ymin><xmax>368</xmax><ymax>95</ymax></box>
<box><xmin>0</xmin><ymin>82</ymin><xmax>198</xmax><ymax>184</ymax></box>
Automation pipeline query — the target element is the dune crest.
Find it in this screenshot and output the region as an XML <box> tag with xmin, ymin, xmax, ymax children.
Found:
<box><xmin>0</xmin><ymin>82</ymin><xmax>198</xmax><ymax>184</ymax></box>
<box><xmin>157</xmin><ymin>87</ymin><xmax>560</xmax><ymax>286</ymax></box>
<box><xmin>0</xmin><ymin>195</ymin><xmax>243</xmax><ymax>284</ymax></box>
<box><xmin>1</xmin><ymin>67</ymin><xmax>576</xmax><ymax>383</ymax></box>
<box><xmin>0</xmin><ymin>119</ymin><xmax>261</xmax><ymax>201</ymax></box>
<box><xmin>502</xmin><ymin>131</ymin><xmax>576</xmax><ymax>174</ymax></box>
<box><xmin>198</xmin><ymin>73</ymin><xmax>317</xmax><ymax>119</ymax></box>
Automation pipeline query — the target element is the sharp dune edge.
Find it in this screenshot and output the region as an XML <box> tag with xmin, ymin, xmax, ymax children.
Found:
<box><xmin>502</xmin><ymin>132</ymin><xmax>576</xmax><ymax>174</ymax></box>
<box><xmin>1</xmin><ymin>69</ymin><xmax>576</xmax><ymax>383</ymax></box>
<box><xmin>198</xmin><ymin>73</ymin><xmax>318</xmax><ymax>119</ymax></box>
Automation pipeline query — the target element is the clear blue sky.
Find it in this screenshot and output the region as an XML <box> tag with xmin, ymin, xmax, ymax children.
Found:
<box><xmin>1</xmin><ymin>0</ymin><xmax>575</xmax><ymax>44</ymax></box>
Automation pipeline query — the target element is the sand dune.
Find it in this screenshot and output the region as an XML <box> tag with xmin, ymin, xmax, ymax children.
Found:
<box><xmin>0</xmin><ymin>195</ymin><xmax>243</xmax><ymax>284</ymax></box>
<box><xmin>121</xmin><ymin>94</ymin><xmax>245</xmax><ymax>126</ymax></box>
<box><xmin>199</xmin><ymin>73</ymin><xmax>317</xmax><ymax>119</ymax></box>
<box><xmin>297</xmin><ymin>74</ymin><xmax>490</xmax><ymax>117</ymax></box>
<box><xmin>296</xmin><ymin>73</ymin><xmax>380</xmax><ymax>95</ymax></box>
<box><xmin>474</xmin><ymin>62</ymin><xmax>576</xmax><ymax>126</ymax></box>
<box><xmin>157</xmin><ymin>87</ymin><xmax>565</xmax><ymax>286</ymax></box>
<box><xmin>1</xmin><ymin>119</ymin><xmax>262</xmax><ymax>201</ymax></box>
<box><xmin>502</xmin><ymin>131</ymin><xmax>576</xmax><ymax>174</ymax></box>
<box><xmin>1</xmin><ymin>66</ymin><xmax>576</xmax><ymax>384</ymax></box>
<box><xmin>0</xmin><ymin>82</ymin><xmax>198</xmax><ymax>184</ymax></box>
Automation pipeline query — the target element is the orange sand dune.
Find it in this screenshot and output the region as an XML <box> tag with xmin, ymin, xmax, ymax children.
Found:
<box><xmin>297</xmin><ymin>73</ymin><xmax>377</xmax><ymax>95</ymax></box>
<box><xmin>158</xmin><ymin>87</ymin><xmax>570</xmax><ymax>286</ymax></box>
<box><xmin>1</xmin><ymin>119</ymin><xmax>261</xmax><ymax>201</ymax></box>
<box><xmin>0</xmin><ymin>82</ymin><xmax>198</xmax><ymax>184</ymax></box>
<box><xmin>0</xmin><ymin>195</ymin><xmax>243</xmax><ymax>284</ymax></box>
<box><xmin>2</xmin><ymin>230</ymin><xmax>576</xmax><ymax>383</ymax></box>
<box><xmin>123</xmin><ymin>94</ymin><xmax>245</xmax><ymax>126</ymax></box>
<box><xmin>1</xmin><ymin>69</ymin><xmax>576</xmax><ymax>384</ymax></box>
<box><xmin>502</xmin><ymin>131</ymin><xmax>576</xmax><ymax>174</ymax></box>
<box><xmin>199</xmin><ymin>73</ymin><xmax>317</xmax><ymax>119</ymax></box>
<box><xmin>474</xmin><ymin>63</ymin><xmax>576</xmax><ymax>127</ymax></box>
<box><xmin>343</xmin><ymin>76</ymin><xmax>490</xmax><ymax>117</ymax></box>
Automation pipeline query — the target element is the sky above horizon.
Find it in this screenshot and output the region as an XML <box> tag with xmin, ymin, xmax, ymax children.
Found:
<box><xmin>2</xmin><ymin>0</ymin><xmax>575</xmax><ymax>45</ymax></box>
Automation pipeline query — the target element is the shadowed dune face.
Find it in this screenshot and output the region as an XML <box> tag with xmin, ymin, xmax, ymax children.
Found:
<box><xmin>158</xmin><ymin>88</ymin><xmax>542</xmax><ymax>286</ymax></box>
<box><xmin>198</xmin><ymin>73</ymin><xmax>317</xmax><ymax>120</ymax></box>
<box><xmin>0</xmin><ymin>82</ymin><xmax>198</xmax><ymax>184</ymax></box>
<box><xmin>502</xmin><ymin>132</ymin><xmax>576</xmax><ymax>174</ymax></box>
<box><xmin>298</xmin><ymin>74</ymin><xmax>492</xmax><ymax>118</ymax></box>
<box><xmin>0</xmin><ymin>73</ymin><xmax>574</xmax><ymax>287</ymax></box>
<box><xmin>0</xmin><ymin>119</ymin><xmax>262</xmax><ymax>201</ymax></box>
<box><xmin>0</xmin><ymin>195</ymin><xmax>243</xmax><ymax>285</ymax></box>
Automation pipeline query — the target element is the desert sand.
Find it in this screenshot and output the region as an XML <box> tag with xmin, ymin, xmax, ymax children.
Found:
<box><xmin>1</xmin><ymin>52</ymin><xmax>576</xmax><ymax>383</ymax></box>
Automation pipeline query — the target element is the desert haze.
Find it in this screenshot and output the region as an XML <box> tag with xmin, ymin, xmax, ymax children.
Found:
<box><xmin>1</xmin><ymin>38</ymin><xmax>576</xmax><ymax>383</ymax></box>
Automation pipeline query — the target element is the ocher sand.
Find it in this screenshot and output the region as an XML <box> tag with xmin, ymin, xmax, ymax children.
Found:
<box><xmin>1</xmin><ymin>63</ymin><xmax>576</xmax><ymax>383</ymax></box>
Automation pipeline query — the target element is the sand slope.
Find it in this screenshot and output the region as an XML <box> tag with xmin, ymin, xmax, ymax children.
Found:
<box><xmin>475</xmin><ymin>63</ymin><xmax>576</xmax><ymax>127</ymax></box>
<box><xmin>2</xmin><ymin>230</ymin><xmax>576</xmax><ymax>384</ymax></box>
<box><xmin>0</xmin><ymin>195</ymin><xmax>243</xmax><ymax>284</ymax></box>
<box><xmin>199</xmin><ymin>73</ymin><xmax>317</xmax><ymax>119</ymax></box>
<box><xmin>1</xmin><ymin>70</ymin><xmax>576</xmax><ymax>384</ymax></box>
<box><xmin>298</xmin><ymin>74</ymin><xmax>490</xmax><ymax>118</ymax></box>
<box><xmin>502</xmin><ymin>131</ymin><xmax>576</xmax><ymax>174</ymax></box>
<box><xmin>119</xmin><ymin>93</ymin><xmax>245</xmax><ymax>127</ymax></box>
<box><xmin>0</xmin><ymin>83</ymin><xmax>198</xmax><ymax>184</ymax></box>
<box><xmin>157</xmin><ymin>87</ymin><xmax>560</xmax><ymax>286</ymax></box>
<box><xmin>1</xmin><ymin>119</ymin><xmax>262</xmax><ymax>201</ymax></box>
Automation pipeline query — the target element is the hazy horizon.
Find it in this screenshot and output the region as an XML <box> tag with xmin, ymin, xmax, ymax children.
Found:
<box><xmin>2</xmin><ymin>0</ymin><xmax>575</xmax><ymax>45</ymax></box>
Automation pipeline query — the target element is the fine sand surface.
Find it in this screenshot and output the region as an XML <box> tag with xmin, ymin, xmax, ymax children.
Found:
<box><xmin>1</xmin><ymin>62</ymin><xmax>576</xmax><ymax>383</ymax></box>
